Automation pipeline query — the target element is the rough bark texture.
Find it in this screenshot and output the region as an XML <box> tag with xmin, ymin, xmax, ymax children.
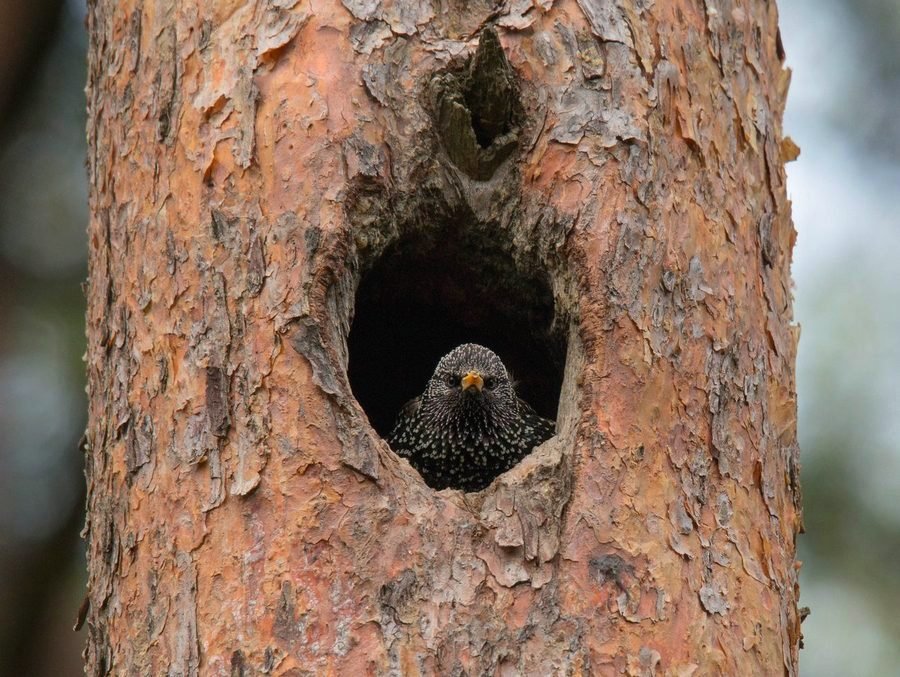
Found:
<box><xmin>84</xmin><ymin>0</ymin><xmax>802</xmax><ymax>675</ymax></box>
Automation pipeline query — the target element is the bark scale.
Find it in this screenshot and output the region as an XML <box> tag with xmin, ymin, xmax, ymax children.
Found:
<box><xmin>84</xmin><ymin>0</ymin><xmax>802</xmax><ymax>674</ymax></box>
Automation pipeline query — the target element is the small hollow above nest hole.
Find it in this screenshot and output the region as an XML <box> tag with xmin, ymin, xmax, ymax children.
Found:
<box><xmin>430</xmin><ymin>27</ymin><xmax>524</xmax><ymax>181</ymax></box>
<box><xmin>348</xmin><ymin>224</ymin><xmax>566</xmax><ymax>491</ymax></box>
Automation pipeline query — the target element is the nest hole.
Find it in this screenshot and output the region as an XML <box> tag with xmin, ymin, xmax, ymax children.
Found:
<box><xmin>348</xmin><ymin>223</ymin><xmax>566</xmax><ymax>439</ymax></box>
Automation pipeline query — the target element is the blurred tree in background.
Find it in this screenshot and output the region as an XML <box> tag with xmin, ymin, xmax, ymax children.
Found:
<box><xmin>0</xmin><ymin>0</ymin><xmax>896</xmax><ymax>675</ymax></box>
<box><xmin>0</xmin><ymin>1</ymin><xmax>88</xmax><ymax>674</ymax></box>
<box><xmin>781</xmin><ymin>0</ymin><xmax>900</xmax><ymax>674</ymax></box>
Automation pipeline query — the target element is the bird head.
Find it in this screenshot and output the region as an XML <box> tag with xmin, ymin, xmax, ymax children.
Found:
<box><xmin>423</xmin><ymin>343</ymin><xmax>516</xmax><ymax>421</ymax></box>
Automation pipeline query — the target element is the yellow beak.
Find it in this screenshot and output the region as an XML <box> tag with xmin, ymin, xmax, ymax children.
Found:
<box><xmin>461</xmin><ymin>371</ymin><xmax>484</xmax><ymax>392</ymax></box>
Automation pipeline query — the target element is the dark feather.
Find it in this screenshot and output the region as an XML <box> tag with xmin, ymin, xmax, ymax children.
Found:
<box><xmin>388</xmin><ymin>343</ymin><xmax>555</xmax><ymax>491</ymax></box>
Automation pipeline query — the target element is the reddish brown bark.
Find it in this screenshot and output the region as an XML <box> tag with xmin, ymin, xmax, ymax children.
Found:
<box><xmin>84</xmin><ymin>0</ymin><xmax>802</xmax><ymax>674</ymax></box>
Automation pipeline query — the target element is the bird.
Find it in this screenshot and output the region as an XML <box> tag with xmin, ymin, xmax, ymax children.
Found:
<box><xmin>388</xmin><ymin>343</ymin><xmax>556</xmax><ymax>492</ymax></box>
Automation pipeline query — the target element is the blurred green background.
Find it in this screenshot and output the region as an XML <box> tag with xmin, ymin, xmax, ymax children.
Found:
<box><xmin>0</xmin><ymin>0</ymin><xmax>897</xmax><ymax>674</ymax></box>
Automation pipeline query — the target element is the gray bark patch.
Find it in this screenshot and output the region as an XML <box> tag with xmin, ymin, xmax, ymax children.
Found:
<box><xmin>205</xmin><ymin>366</ymin><xmax>231</xmax><ymax>438</ymax></box>
<box><xmin>288</xmin><ymin>317</ymin><xmax>341</xmax><ymax>397</ymax></box>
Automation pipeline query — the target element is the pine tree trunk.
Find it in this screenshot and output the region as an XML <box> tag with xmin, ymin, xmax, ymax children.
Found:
<box><xmin>84</xmin><ymin>0</ymin><xmax>803</xmax><ymax>674</ymax></box>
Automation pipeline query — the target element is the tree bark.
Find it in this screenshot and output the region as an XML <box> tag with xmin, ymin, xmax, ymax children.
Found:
<box><xmin>84</xmin><ymin>0</ymin><xmax>802</xmax><ymax>675</ymax></box>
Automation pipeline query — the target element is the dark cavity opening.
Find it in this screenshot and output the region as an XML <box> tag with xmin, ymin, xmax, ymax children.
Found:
<box><xmin>348</xmin><ymin>225</ymin><xmax>565</xmax><ymax>441</ymax></box>
<box><xmin>468</xmin><ymin>103</ymin><xmax>508</xmax><ymax>149</ymax></box>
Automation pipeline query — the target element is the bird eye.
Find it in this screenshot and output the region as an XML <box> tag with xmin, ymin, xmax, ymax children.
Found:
<box><xmin>484</xmin><ymin>377</ymin><xmax>496</xmax><ymax>390</ymax></box>
<box><xmin>445</xmin><ymin>374</ymin><xmax>460</xmax><ymax>387</ymax></box>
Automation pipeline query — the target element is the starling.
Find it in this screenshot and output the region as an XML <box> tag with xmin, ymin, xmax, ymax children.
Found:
<box><xmin>388</xmin><ymin>343</ymin><xmax>555</xmax><ymax>492</ymax></box>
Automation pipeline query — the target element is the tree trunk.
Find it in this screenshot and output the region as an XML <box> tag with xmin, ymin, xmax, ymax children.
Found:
<box><xmin>84</xmin><ymin>0</ymin><xmax>802</xmax><ymax>674</ymax></box>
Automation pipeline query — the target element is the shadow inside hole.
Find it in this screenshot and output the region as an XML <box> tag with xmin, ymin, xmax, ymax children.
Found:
<box><xmin>348</xmin><ymin>225</ymin><xmax>565</xmax><ymax>438</ymax></box>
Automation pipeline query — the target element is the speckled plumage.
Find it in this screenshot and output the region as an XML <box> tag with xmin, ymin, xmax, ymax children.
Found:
<box><xmin>388</xmin><ymin>343</ymin><xmax>556</xmax><ymax>492</ymax></box>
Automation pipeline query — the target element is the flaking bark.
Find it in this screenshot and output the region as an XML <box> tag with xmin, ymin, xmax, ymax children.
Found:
<box><xmin>84</xmin><ymin>0</ymin><xmax>802</xmax><ymax>674</ymax></box>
